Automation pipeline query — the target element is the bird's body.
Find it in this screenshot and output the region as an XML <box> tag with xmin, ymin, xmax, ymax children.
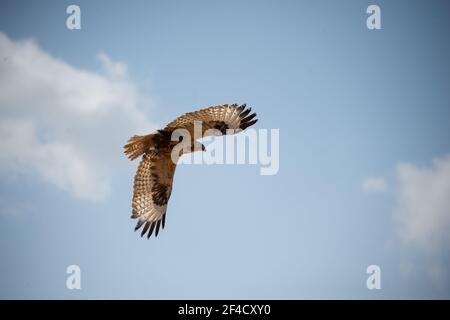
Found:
<box><xmin>124</xmin><ymin>103</ymin><xmax>257</xmax><ymax>238</ymax></box>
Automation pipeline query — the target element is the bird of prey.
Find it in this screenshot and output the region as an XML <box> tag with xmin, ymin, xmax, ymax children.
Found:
<box><xmin>124</xmin><ymin>103</ymin><xmax>258</xmax><ymax>238</ymax></box>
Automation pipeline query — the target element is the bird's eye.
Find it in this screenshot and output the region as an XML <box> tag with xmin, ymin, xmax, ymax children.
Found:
<box><xmin>178</xmin><ymin>136</ymin><xmax>183</xmax><ymax>142</ymax></box>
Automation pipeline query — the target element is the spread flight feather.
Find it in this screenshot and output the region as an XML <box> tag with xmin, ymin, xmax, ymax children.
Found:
<box><xmin>124</xmin><ymin>103</ymin><xmax>257</xmax><ymax>238</ymax></box>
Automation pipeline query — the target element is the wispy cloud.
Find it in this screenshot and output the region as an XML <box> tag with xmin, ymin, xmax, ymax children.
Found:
<box><xmin>0</xmin><ymin>32</ymin><xmax>156</xmax><ymax>201</ymax></box>
<box><xmin>364</xmin><ymin>155</ymin><xmax>450</xmax><ymax>289</ymax></box>
<box><xmin>362</xmin><ymin>176</ymin><xmax>387</xmax><ymax>193</ymax></box>
<box><xmin>394</xmin><ymin>154</ymin><xmax>450</xmax><ymax>252</ymax></box>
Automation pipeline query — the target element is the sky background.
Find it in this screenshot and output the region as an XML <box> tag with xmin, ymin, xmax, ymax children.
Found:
<box><xmin>1</xmin><ymin>0</ymin><xmax>450</xmax><ymax>299</ymax></box>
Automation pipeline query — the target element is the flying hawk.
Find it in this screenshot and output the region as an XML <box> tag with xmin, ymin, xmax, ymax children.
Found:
<box><xmin>124</xmin><ymin>103</ymin><xmax>257</xmax><ymax>238</ymax></box>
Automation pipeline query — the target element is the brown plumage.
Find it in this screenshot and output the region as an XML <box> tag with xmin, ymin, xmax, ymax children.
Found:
<box><xmin>124</xmin><ymin>103</ymin><xmax>258</xmax><ymax>238</ymax></box>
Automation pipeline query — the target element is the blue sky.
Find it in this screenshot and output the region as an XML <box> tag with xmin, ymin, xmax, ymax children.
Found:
<box><xmin>1</xmin><ymin>0</ymin><xmax>450</xmax><ymax>299</ymax></box>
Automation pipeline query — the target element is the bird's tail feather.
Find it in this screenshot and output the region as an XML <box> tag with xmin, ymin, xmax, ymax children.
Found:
<box><xmin>124</xmin><ymin>134</ymin><xmax>154</xmax><ymax>161</ymax></box>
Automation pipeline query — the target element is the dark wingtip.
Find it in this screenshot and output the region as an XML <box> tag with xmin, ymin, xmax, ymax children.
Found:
<box><xmin>237</xmin><ymin>104</ymin><xmax>246</xmax><ymax>111</ymax></box>
<box><xmin>240</xmin><ymin>118</ymin><xmax>258</xmax><ymax>130</ymax></box>
<box><xmin>241</xmin><ymin>112</ymin><xmax>257</xmax><ymax>123</ymax></box>
<box><xmin>147</xmin><ymin>222</ymin><xmax>156</xmax><ymax>239</ymax></box>
<box><xmin>155</xmin><ymin>220</ymin><xmax>161</xmax><ymax>237</ymax></box>
<box><xmin>141</xmin><ymin>221</ymin><xmax>150</xmax><ymax>237</ymax></box>
<box><xmin>239</xmin><ymin>107</ymin><xmax>252</xmax><ymax>119</ymax></box>
<box><xmin>130</xmin><ymin>213</ymin><xmax>139</xmax><ymax>219</ymax></box>
<box><xmin>134</xmin><ymin>219</ymin><xmax>145</xmax><ymax>232</ymax></box>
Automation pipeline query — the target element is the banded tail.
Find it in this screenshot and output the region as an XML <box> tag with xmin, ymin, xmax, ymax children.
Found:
<box><xmin>124</xmin><ymin>134</ymin><xmax>154</xmax><ymax>161</ymax></box>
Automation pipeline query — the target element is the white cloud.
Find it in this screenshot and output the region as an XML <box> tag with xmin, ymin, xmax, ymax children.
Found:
<box><xmin>394</xmin><ymin>154</ymin><xmax>450</xmax><ymax>251</ymax></box>
<box><xmin>362</xmin><ymin>176</ymin><xmax>387</xmax><ymax>193</ymax></box>
<box><xmin>364</xmin><ymin>155</ymin><xmax>450</xmax><ymax>288</ymax></box>
<box><xmin>0</xmin><ymin>32</ymin><xmax>156</xmax><ymax>201</ymax></box>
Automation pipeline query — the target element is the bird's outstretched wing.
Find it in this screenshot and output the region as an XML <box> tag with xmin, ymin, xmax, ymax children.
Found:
<box><xmin>164</xmin><ymin>103</ymin><xmax>257</xmax><ymax>137</ymax></box>
<box><xmin>131</xmin><ymin>152</ymin><xmax>176</xmax><ymax>238</ymax></box>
